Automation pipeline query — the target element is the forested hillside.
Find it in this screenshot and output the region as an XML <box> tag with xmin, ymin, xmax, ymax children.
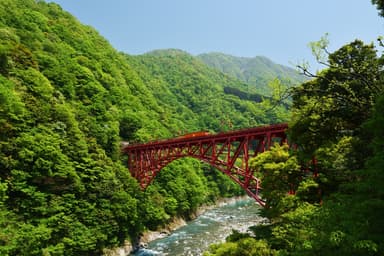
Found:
<box><xmin>0</xmin><ymin>0</ymin><xmax>294</xmax><ymax>255</ymax></box>
<box><xmin>127</xmin><ymin>49</ymin><xmax>290</xmax><ymax>133</ymax></box>
<box><xmin>197</xmin><ymin>52</ymin><xmax>305</xmax><ymax>95</ymax></box>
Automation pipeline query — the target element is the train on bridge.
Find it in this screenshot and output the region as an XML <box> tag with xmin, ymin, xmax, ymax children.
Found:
<box><xmin>122</xmin><ymin>123</ymin><xmax>289</xmax><ymax>206</ymax></box>
<box><xmin>175</xmin><ymin>131</ymin><xmax>211</xmax><ymax>139</ymax></box>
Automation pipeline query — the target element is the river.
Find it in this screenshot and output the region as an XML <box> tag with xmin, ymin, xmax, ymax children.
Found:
<box><xmin>133</xmin><ymin>197</ymin><xmax>266</xmax><ymax>256</ymax></box>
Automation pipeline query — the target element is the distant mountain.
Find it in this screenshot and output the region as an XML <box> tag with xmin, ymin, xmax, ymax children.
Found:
<box><xmin>127</xmin><ymin>48</ymin><xmax>287</xmax><ymax>133</ymax></box>
<box><xmin>197</xmin><ymin>52</ymin><xmax>305</xmax><ymax>95</ymax></box>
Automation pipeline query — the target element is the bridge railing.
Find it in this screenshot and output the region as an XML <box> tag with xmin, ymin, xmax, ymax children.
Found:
<box><xmin>122</xmin><ymin>123</ymin><xmax>288</xmax><ymax>151</ymax></box>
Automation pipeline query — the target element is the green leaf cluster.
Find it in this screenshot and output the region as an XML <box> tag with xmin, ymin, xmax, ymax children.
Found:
<box><xmin>204</xmin><ymin>235</ymin><xmax>276</xmax><ymax>256</ymax></box>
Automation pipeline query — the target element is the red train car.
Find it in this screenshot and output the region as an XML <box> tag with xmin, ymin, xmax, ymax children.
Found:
<box><xmin>177</xmin><ymin>131</ymin><xmax>210</xmax><ymax>139</ymax></box>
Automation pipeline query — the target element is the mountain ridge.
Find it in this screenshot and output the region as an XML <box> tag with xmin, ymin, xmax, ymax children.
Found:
<box><xmin>197</xmin><ymin>52</ymin><xmax>305</xmax><ymax>94</ymax></box>
<box><xmin>139</xmin><ymin>48</ymin><xmax>304</xmax><ymax>97</ymax></box>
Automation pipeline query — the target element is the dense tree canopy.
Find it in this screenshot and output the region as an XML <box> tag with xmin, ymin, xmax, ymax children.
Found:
<box><xmin>197</xmin><ymin>52</ymin><xmax>305</xmax><ymax>96</ymax></box>
<box><xmin>0</xmin><ymin>0</ymin><xmax>292</xmax><ymax>255</ymax></box>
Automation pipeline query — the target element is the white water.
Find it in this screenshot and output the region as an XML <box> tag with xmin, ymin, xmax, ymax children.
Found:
<box><xmin>134</xmin><ymin>198</ymin><xmax>266</xmax><ymax>256</ymax></box>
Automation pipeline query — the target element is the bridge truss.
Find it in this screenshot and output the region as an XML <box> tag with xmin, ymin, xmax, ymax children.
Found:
<box><xmin>122</xmin><ymin>123</ymin><xmax>288</xmax><ymax>206</ymax></box>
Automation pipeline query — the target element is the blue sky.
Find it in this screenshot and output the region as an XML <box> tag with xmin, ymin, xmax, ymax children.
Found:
<box><xmin>48</xmin><ymin>1</ymin><xmax>383</xmax><ymax>69</ymax></box>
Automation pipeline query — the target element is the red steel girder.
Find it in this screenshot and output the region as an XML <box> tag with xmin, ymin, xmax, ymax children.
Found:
<box><xmin>122</xmin><ymin>123</ymin><xmax>288</xmax><ymax>206</ymax></box>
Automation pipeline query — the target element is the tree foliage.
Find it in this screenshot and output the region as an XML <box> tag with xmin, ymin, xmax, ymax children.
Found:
<box><xmin>0</xmin><ymin>0</ymin><xmax>292</xmax><ymax>254</ymax></box>
<box><xmin>290</xmin><ymin>40</ymin><xmax>382</xmax><ymax>158</ymax></box>
<box><xmin>197</xmin><ymin>52</ymin><xmax>305</xmax><ymax>96</ymax></box>
<box><xmin>250</xmin><ymin>144</ymin><xmax>301</xmax><ymax>218</ymax></box>
<box><xmin>372</xmin><ymin>0</ymin><xmax>384</xmax><ymax>16</ymax></box>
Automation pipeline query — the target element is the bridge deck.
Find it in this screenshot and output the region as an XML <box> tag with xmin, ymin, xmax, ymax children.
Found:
<box><xmin>122</xmin><ymin>123</ymin><xmax>288</xmax><ymax>151</ymax></box>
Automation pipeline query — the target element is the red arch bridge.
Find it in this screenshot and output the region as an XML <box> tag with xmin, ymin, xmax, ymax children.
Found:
<box><xmin>122</xmin><ymin>123</ymin><xmax>288</xmax><ymax>206</ymax></box>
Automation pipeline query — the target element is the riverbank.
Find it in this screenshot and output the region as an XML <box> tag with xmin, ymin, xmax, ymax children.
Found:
<box><xmin>102</xmin><ymin>196</ymin><xmax>249</xmax><ymax>256</ymax></box>
<box><xmin>138</xmin><ymin>196</ymin><xmax>265</xmax><ymax>255</ymax></box>
<box><xmin>140</xmin><ymin>196</ymin><xmax>248</xmax><ymax>245</ymax></box>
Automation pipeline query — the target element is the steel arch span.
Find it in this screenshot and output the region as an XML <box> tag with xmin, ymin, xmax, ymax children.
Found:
<box><xmin>122</xmin><ymin>123</ymin><xmax>288</xmax><ymax>206</ymax></box>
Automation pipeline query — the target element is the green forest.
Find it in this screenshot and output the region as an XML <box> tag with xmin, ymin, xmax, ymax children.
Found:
<box><xmin>0</xmin><ymin>0</ymin><xmax>383</xmax><ymax>255</ymax></box>
<box><xmin>197</xmin><ymin>52</ymin><xmax>305</xmax><ymax>95</ymax></box>
<box><xmin>0</xmin><ymin>0</ymin><xmax>292</xmax><ymax>255</ymax></box>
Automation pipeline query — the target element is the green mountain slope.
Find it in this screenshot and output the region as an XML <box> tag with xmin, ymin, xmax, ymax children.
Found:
<box><xmin>197</xmin><ymin>52</ymin><xmax>305</xmax><ymax>95</ymax></box>
<box><xmin>0</xmin><ymin>1</ymin><xmax>295</xmax><ymax>254</ymax></box>
<box><xmin>127</xmin><ymin>49</ymin><xmax>289</xmax><ymax>133</ymax></box>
